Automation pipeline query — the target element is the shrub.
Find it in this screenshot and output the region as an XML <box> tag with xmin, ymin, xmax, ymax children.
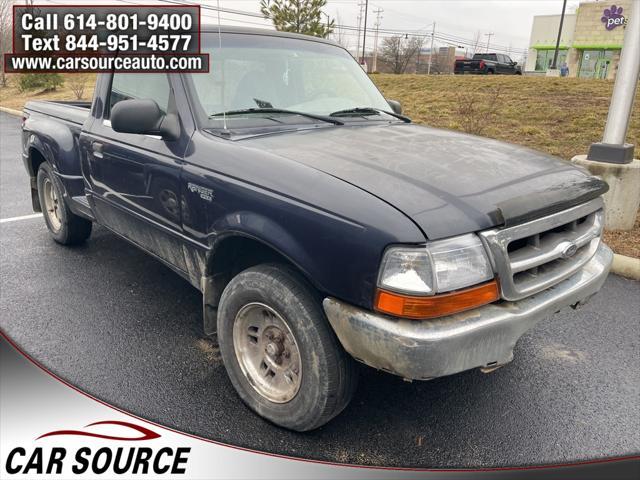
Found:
<box><xmin>68</xmin><ymin>75</ymin><xmax>86</xmax><ymax>99</ymax></box>
<box><xmin>18</xmin><ymin>73</ymin><xmax>64</xmax><ymax>92</ymax></box>
<box><xmin>455</xmin><ymin>86</ymin><xmax>502</xmax><ymax>136</ymax></box>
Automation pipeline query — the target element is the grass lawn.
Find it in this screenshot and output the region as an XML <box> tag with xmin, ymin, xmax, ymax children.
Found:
<box><xmin>1</xmin><ymin>74</ymin><xmax>638</xmax><ymax>257</ymax></box>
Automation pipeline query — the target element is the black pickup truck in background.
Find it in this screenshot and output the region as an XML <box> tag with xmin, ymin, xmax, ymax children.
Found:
<box><xmin>454</xmin><ymin>53</ymin><xmax>522</xmax><ymax>75</ymax></box>
<box><xmin>22</xmin><ymin>27</ymin><xmax>611</xmax><ymax>432</ymax></box>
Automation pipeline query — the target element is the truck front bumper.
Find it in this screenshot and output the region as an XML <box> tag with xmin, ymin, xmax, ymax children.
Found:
<box><xmin>323</xmin><ymin>243</ymin><xmax>613</xmax><ymax>380</ymax></box>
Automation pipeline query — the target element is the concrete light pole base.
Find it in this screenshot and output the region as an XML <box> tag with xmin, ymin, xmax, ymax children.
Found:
<box><xmin>572</xmin><ymin>155</ymin><xmax>640</xmax><ymax>231</ymax></box>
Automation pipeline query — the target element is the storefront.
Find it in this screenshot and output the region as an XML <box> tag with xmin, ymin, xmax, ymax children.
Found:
<box><xmin>526</xmin><ymin>1</ymin><xmax>631</xmax><ymax>79</ymax></box>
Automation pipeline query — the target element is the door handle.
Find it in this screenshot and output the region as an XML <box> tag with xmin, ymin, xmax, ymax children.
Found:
<box><xmin>92</xmin><ymin>142</ymin><xmax>103</xmax><ymax>159</ymax></box>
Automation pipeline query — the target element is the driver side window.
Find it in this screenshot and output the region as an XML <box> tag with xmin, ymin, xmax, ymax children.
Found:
<box><xmin>108</xmin><ymin>73</ymin><xmax>171</xmax><ymax>118</ymax></box>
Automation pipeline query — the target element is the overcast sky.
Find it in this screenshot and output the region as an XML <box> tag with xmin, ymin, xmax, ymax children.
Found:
<box><xmin>207</xmin><ymin>0</ymin><xmax>585</xmax><ymax>55</ymax></box>
<box><xmin>33</xmin><ymin>0</ymin><xmax>591</xmax><ymax>58</ymax></box>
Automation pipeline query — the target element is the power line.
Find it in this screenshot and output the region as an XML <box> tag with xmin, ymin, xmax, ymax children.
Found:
<box><xmin>151</xmin><ymin>0</ymin><xmax>528</xmax><ymax>55</ymax></box>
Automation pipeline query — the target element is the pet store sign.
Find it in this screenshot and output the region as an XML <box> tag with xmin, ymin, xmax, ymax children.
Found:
<box><xmin>601</xmin><ymin>4</ymin><xmax>628</xmax><ymax>30</ymax></box>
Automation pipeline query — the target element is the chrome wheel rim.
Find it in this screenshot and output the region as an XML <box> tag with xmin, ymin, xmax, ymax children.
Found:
<box><xmin>43</xmin><ymin>177</ymin><xmax>62</xmax><ymax>232</ymax></box>
<box><xmin>233</xmin><ymin>302</ymin><xmax>302</xmax><ymax>403</ymax></box>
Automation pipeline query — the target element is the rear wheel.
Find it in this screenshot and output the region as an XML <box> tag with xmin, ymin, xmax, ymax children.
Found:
<box><xmin>217</xmin><ymin>264</ymin><xmax>358</xmax><ymax>431</ymax></box>
<box><xmin>37</xmin><ymin>162</ymin><xmax>92</xmax><ymax>245</ymax></box>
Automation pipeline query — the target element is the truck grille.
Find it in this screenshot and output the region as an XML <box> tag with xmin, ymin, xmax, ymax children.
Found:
<box><xmin>480</xmin><ymin>198</ymin><xmax>604</xmax><ymax>301</ymax></box>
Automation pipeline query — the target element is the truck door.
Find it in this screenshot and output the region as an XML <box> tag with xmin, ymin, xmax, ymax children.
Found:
<box><xmin>82</xmin><ymin>73</ymin><xmax>194</xmax><ymax>272</ymax></box>
<box><xmin>495</xmin><ymin>54</ymin><xmax>507</xmax><ymax>74</ymax></box>
<box><xmin>502</xmin><ymin>55</ymin><xmax>515</xmax><ymax>74</ymax></box>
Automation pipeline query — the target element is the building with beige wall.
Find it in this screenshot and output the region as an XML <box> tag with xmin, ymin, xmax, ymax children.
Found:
<box><xmin>526</xmin><ymin>1</ymin><xmax>632</xmax><ymax>79</ymax></box>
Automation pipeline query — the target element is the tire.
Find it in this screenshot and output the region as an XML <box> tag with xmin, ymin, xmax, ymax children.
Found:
<box><xmin>217</xmin><ymin>264</ymin><xmax>358</xmax><ymax>431</ymax></box>
<box><xmin>37</xmin><ymin>162</ymin><xmax>92</xmax><ymax>245</ymax></box>
<box><xmin>487</xmin><ymin>70</ymin><xmax>494</xmax><ymax>74</ymax></box>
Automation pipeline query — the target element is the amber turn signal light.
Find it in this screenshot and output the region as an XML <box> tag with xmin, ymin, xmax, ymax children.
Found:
<box><xmin>375</xmin><ymin>280</ymin><xmax>500</xmax><ymax>319</ymax></box>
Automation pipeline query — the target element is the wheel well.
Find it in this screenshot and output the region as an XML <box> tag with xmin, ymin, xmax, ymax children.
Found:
<box><xmin>202</xmin><ymin>235</ymin><xmax>317</xmax><ymax>335</ymax></box>
<box><xmin>30</xmin><ymin>147</ymin><xmax>47</xmax><ymax>177</ymax></box>
<box><xmin>207</xmin><ymin>235</ymin><xmax>299</xmax><ymax>277</ymax></box>
<box><xmin>28</xmin><ymin>148</ymin><xmax>48</xmax><ymax>212</ymax></box>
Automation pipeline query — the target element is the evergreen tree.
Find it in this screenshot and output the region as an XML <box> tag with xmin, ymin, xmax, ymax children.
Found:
<box><xmin>260</xmin><ymin>0</ymin><xmax>334</xmax><ymax>38</ymax></box>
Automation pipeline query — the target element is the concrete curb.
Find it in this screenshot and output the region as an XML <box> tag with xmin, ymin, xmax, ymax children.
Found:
<box><xmin>0</xmin><ymin>106</ymin><xmax>22</xmax><ymax>117</ymax></box>
<box><xmin>611</xmin><ymin>253</ymin><xmax>640</xmax><ymax>281</ymax></box>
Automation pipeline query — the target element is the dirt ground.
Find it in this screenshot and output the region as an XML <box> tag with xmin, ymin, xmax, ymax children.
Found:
<box><xmin>603</xmin><ymin>213</ymin><xmax>640</xmax><ymax>258</ymax></box>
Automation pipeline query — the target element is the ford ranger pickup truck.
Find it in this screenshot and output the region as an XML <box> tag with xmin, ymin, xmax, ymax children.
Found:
<box><xmin>22</xmin><ymin>27</ymin><xmax>612</xmax><ymax>431</ymax></box>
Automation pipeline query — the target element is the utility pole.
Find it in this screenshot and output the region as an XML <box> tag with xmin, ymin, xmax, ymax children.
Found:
<box><xmin>484</xmin><ymin>32</ymin><xmax>494</xmax><ymax>52</ymax></box>
<box><xmin>355</xmin><ymin>1</ymin><xmax>364</xmax><ymax>62</ymax></box>
<box><xmin>372</xmin><ymin>7</ymin><xmax>383</xmax><ymax>73</ymax></box>
<box><xmin>361</xmin><ymin>0</ymin><xmax>369</xmax><ymax>69</ymax></box>
<box><xmin>427</xmin><ymin>23</ymin><xmax>436</xmax><ymax>75</ymax></box>
<box><xmin>551</xmin><ymin>0</ymin><xmax>568</xmax><ymax>69</ymax></box>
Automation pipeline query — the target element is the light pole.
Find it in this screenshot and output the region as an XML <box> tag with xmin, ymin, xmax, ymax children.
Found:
<box><xmin>550</xmin><ymin>0</ymin><xmax>568</xmax><ymax>70</ymax></box>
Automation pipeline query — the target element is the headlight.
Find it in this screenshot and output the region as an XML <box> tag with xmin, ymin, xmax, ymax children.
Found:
<box><xmin>378</xmin><ymin>233</ymin><xmax>494</xmax><ymax>295</ymax></box>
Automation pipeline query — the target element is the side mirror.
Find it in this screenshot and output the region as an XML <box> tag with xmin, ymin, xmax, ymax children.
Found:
<box><xmin>387</xmin><ymin>99</ymin><xmax>402</xmax><ymax>115</ymax></box>
<box><xmin>111</xmin><ymin>99</ymin><xmax>179</xmax><ymax>140</ymax></box>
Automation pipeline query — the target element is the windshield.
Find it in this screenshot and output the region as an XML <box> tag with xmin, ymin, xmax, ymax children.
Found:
<box><xmin>189</xmin><ymin>32</ymin><xmax>392</xmax><ymax>127</ymax></box>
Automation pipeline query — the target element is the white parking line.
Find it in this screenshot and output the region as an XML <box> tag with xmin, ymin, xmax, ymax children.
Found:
<box><xmin>0</xmin><ymin>213</ymin><xmax>43</xmax><ymax>224</ymax></box>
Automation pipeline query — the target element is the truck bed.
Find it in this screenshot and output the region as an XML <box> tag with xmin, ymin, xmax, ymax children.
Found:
<box><xmin>24</xmin><ymin>100</ymin><xmax>91</xmax><ymax>125</ymax></box>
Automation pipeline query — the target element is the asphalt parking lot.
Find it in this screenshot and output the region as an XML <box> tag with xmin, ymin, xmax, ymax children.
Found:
<box><xmin>1</xmin><ymin>110</ymin><xmax>639</xmax><ymax>468</ymax></box>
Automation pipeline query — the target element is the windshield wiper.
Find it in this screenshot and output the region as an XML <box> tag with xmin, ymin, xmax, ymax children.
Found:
<box><xmin>209</xmin><ymin>108</ymin><xmax>344</xmax><ymax>126</ymax></box>
<box><xmin>330</xmin><ymin>107</ymin><xmax>411</xmax><ymax>123</ymax></box>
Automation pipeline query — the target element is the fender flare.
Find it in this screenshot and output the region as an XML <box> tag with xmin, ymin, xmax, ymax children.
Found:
<box><xmin>200</xmin><ymin>211</ymin><xmax>325</xmax><ymax>335</ymax></box>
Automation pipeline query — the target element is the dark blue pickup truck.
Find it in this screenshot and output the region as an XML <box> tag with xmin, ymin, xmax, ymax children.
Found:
<box><xmin>22</xmin><ymin>27</ymin><xmax>612</xmax><ymax>431</ymax></box>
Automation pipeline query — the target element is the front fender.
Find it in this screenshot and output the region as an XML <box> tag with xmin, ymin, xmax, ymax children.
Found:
<box><xmin>208</xmin><ymin>210</ymin><xmax>319</xmax><ymax>288</ymax></box>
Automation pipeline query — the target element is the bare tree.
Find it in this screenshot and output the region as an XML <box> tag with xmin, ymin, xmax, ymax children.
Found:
<box><xmin>380</xmin><ymin>35</ymin><xmax>425</xmax><ymax>74</ymax></box>
<box><xmin>0</xmin><ymin>0</ymin><xmax>13</xmax><ymax>87</ymax></box>
<box><xmin>68</xmin><ymin>74</ymin><xmax>86</xmax><ymax>100</ymax></box>
<box><xmin>331</xmin><ymin>13</ymin><xmax>349</xmax><ymax>50</ymax></box>
<box><xmin>456</xmin><ymin>86</ymin><xmax>502</xmax><ymax>136</ymax></box>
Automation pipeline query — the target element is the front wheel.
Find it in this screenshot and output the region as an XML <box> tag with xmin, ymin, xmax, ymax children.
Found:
<box><xmin>37</xmin><ymin>162</ymin><xmax>92</xmax><ymax>245</ymax></box>
<box><xmin>217</xmin><ymin>264</ymin><xmax>358</xmax><ymax>431</ymax></box>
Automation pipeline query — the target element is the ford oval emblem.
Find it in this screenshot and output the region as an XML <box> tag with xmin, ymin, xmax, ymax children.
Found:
<box><xmin>562</xmin><ymin>242</ymin><xmax>578</xmax><ymax>258</ymax></box>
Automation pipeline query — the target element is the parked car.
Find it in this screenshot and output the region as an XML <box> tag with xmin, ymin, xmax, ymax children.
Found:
<box><xmin>455</xmin><ymin>53</ymin><xmax>522</xmax><ymax>75</ymax></box>
<box><xmin>22</xmin><ymin>27</ymin><xmax>611</xmax><ymax>431</ymax></box>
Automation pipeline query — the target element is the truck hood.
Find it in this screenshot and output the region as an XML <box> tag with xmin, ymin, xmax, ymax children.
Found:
<box><xmin>241</xmin><ymin>123</ymin><xmax>606</xmax><ymax>239</ymax></box>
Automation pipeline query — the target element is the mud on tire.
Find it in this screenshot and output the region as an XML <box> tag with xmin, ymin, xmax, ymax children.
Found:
<box><xmin>217</xmin><ymin>263</ymin><xmax>358</xmax><ymax>431</ymax></box>
<box><xmin>37</xmin><ymin>162</ymin><xmax>92</xmax><ymax>245</ymax></box>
